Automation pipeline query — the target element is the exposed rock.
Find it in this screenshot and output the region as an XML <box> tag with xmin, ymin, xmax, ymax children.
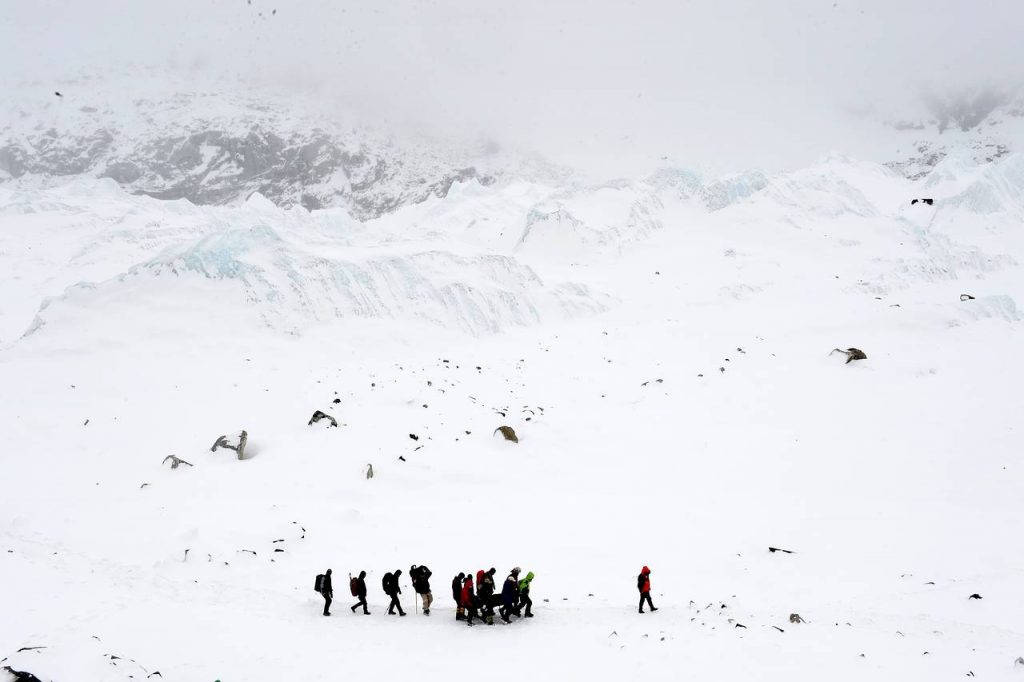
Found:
<box><xmin>0</xmin><ymin>95</ymin><xmax>504</xmax><ymax>221</ymax></box>
<box><xmin>161</xmin><ymin>455</ymin><xmax>193</xmax><ymax>469</ymax></box>
<box><xmin>494</xmin><ymin>425</ymin><xmax>519</xmax><ymax>443</ymax></box>
<box><xmin>831</xmin><ymin>347</ymin><xmax>867</xmax><ymax>364</ymax></box>
<box><xmin>211</xmin><ymin>431</ymin><xmax>248</xmax><ymax>460</ymax></box>
<box><xmin>308</xmin><ymin>410</ymin><xmax>337</xmax><ymax>428</ymax></box>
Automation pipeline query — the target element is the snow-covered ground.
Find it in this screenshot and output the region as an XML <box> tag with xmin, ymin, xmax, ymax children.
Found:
<box><xmin>1</xmin><ymin>149</ymin><xmax>1023</xmax><ymax>681</ymax></box>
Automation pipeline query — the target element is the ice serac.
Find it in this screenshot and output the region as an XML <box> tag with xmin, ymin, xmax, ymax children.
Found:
<box><xmin>697</xmin><ymin>170</ymin><xmax>769</xmax><ymax>211</ymax></box>
<box><xmin>517</xmin><ymin>183</ymin><xmax>664</xmax><ymax>258</ymax></box>
<box><xmin>9</xmin><ymin>184</ymin><xmax>607</xmax><ymax>343</ymax></box>
<box><xmin>757</xmin><ymin>155</ymin><xmax>896</xmax><ymax>219</ymax></box>
<box><xmin>942</xmin><ymin>155</ymin><xmax>1024</xmax><ymax>215</ymax></box>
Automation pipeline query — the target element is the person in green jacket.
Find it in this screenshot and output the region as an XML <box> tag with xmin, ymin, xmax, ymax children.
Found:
<box><xmin>518</xmin><ymin>571</ymin><xmax>535</xmax><ymax>617</ymax></box>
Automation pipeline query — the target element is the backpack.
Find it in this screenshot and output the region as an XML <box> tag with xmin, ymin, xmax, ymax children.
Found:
<box><xmin>476</xmin><ymin>570</ymin><xmax>485</xmax><ymax>587</ymax></box>
<box><xmin>409</xmin><ymin>566</ymin><xmax>421</xmax><ymax>592</ymax></box>
<box><xmin>350</xmin><ymin>576</ymin><xmax>359</xmax><ymax>597</ymax></box>
<box><xmin>637</xmin><ymin>574</ymin><xmax>645</xmax><ymax>592</ymax></box>
<box><xmin>382</xmin><ymin>572</ymin><xmax>393</xmax><ymax>593</ymax></box>
<box><xmin>315</xmin><ymin>574</ymin><xmax>324</xmax><ymax>594</ymax></box>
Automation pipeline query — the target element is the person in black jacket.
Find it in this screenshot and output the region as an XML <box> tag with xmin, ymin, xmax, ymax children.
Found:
<box><xmin>350</xmin><ymin>570</ymin><xmax>370</xmax><ymax>614</ymax></box>
<box><xmin>452</xmin><ymin>573</ymin><xmax>466</xmax><ymax>620</ymax></box>
<box><xmin>410</xmin><ymin>565</ymin><xmax>433</xmax><ymax>615</ymax></box>
<box><xmin>321</xmin><ymin>568</ymin><xmax>333</xmax><ymax>616</ymax></box>
<box><xmin>383</xmin><ymin>569</ymin><xmax>406</xmax><ymax>616</ymax></box>
<box><xmin>478</xmin><ymin>568</ymin><xmax>497</xmax><ymax>625</ymax></box>
<box><xmin>499</xmin><ymin>567</ymin><xmax>520</xmax><ymax>623</ymax></box>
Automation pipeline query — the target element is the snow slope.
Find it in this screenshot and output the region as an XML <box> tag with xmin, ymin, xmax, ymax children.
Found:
<box><xmin>1</xmin><ymin>152</ymin><xmax>1023</xmax><ymax>681</ymax></box>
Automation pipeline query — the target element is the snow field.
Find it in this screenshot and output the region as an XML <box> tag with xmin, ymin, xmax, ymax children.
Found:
<box><xmin>1</xmin><ymin>151</ymin><xmax>1023</xmax><ymax>681</ymax></box>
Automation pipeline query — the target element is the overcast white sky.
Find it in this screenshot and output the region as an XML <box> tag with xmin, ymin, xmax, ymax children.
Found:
<box><xmin>3</xmin><ymin>0</ymin><xmax>1023</xmax><ymax>173</ymax></box>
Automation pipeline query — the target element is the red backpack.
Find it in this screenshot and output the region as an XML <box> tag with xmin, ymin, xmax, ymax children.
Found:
<box><xmin>476</xmin><ymin>569</ymin><xmax>485</xmax><ymax>586</ymax></box>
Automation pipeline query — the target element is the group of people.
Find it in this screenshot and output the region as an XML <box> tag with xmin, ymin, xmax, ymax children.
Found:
<box><xmin>318</xmin><ymin>564</ymin><xmax>657</xmax><ymax>619</ymax></box>
<box><xmin>318</xmin><ymin>565</ymin><xmax>435</xmax><ymax>616</ymax></box>
<box><xmin>451</xmin><ymin>567</ymin><xmax>535</xmax><ymax>626</ymax></box>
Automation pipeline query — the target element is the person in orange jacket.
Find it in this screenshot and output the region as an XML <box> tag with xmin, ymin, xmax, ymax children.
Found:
<box><xmin>637</xmin><ymin>566</ymin><xmax>658</xmax><ymax>614</ymax></box>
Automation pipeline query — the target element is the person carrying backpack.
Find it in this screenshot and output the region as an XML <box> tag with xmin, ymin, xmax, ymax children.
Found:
<box><xmin>499</xmin><ymin>567</ymin><xmax>520</xmax><ymax>623</ymax></box>
<box><xmin>350</xmin><ymin>570</ymin><xmax>369</xmax><ymax>614</ymax></box>
<box><xmin>410</xmin><ymin>565</ymin><xmax>433</xmax><ymax>615</ymax></box>
<box><xmin>518</xmin><ymin>571</ymin><xmax>535</xmax><ymax>617</ymax></box>
<box><xmin>452</xmin><ymin>573</ymin><xmax>466</xmax><ymax>620</ymax></box>
<box><xmin>477</xmin><ymin>568</ymin><xmax>497</xmax><ymax>625</ymax></box>
<box><xmin>382</xmin><ymin>569</ymin><xmax>406</xmax><ymax>616</ymax></box>
<box><xmin>637</xmin><ymin>566</ymin><xmax>657</xmax><ymax>613</ymax></box>
<box><xmin>461</xmin><ymin>574</ymin><xmax>478</xmax><ymax>626</ymax></box>
<box><xmin>320</xmin><ymin>568</ymin><xmax>333</xmax><ymax>616</ymax></box>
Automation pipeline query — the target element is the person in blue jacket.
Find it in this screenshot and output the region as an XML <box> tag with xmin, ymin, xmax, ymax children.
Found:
<box><xmin>499</xmin><ymin>567</ymin><xmax>521</xmax><ymax>623</ymax></box>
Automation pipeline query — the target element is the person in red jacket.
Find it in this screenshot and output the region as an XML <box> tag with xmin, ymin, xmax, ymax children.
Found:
<box><xmin>638</xmin><ymin>566</ymin><xmax>657</xmax><ymax>614</ymax></box>
<box><xmin>461</xmin><ymin>574</ymin><xmax>479</xmax><ymax>626</ymax></box>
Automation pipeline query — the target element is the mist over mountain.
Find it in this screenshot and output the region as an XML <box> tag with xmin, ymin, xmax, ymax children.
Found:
<box><xmin>4</xmin><ymin>0</ymin><xmax>1022</xmax><ymax>175</ymax></box>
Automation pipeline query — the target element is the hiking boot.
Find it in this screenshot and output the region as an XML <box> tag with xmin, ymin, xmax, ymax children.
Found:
<box><xmin>639</xmin><ymin>609</ymin><xmax>644</xmax><ymax>614</ymax></box>
<box><xmin>399</xmin><ymin>612</ymin><xmax>407</xmax><ymax>617</ymax></box>
<box><xmin>424</xmin><ymin>609</ymin><xmax>430</xmax><ymax>615</ymax></box>
<box><xmin>651</xmin><ymin>607</ymin><xmax>659</xmax><ymax>612</ymax></box>
<box><xmin>525</xmin><ymin>613</ymin><xmax>534</xmax><ymax>618</ymax></box>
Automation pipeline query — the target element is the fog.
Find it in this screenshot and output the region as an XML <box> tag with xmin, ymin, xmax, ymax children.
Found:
<box><xmin>3</xmin><ymin>0</ymin><xmax>1023</xmax><ymax>173</ymax></box>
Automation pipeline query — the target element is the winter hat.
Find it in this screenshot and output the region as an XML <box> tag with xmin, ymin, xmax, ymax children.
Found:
<box><xmin>395</xmin><ymin>569</ymin><xmax>402</xmax><ymax>577</ymax></box>
<box><xmin>641</xmin><ymin>566</ymin><xmax>650</xmax><ymax>574</ymax></box>
<box><xmin>511</xmin><ymin>566</ymin><xmax>521</xmax><ymax>575</ymax></box>
<box><xmin>326</xmin><ymin>568</ymin><xmax>332</xmax><ymax>575</ymax></box>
